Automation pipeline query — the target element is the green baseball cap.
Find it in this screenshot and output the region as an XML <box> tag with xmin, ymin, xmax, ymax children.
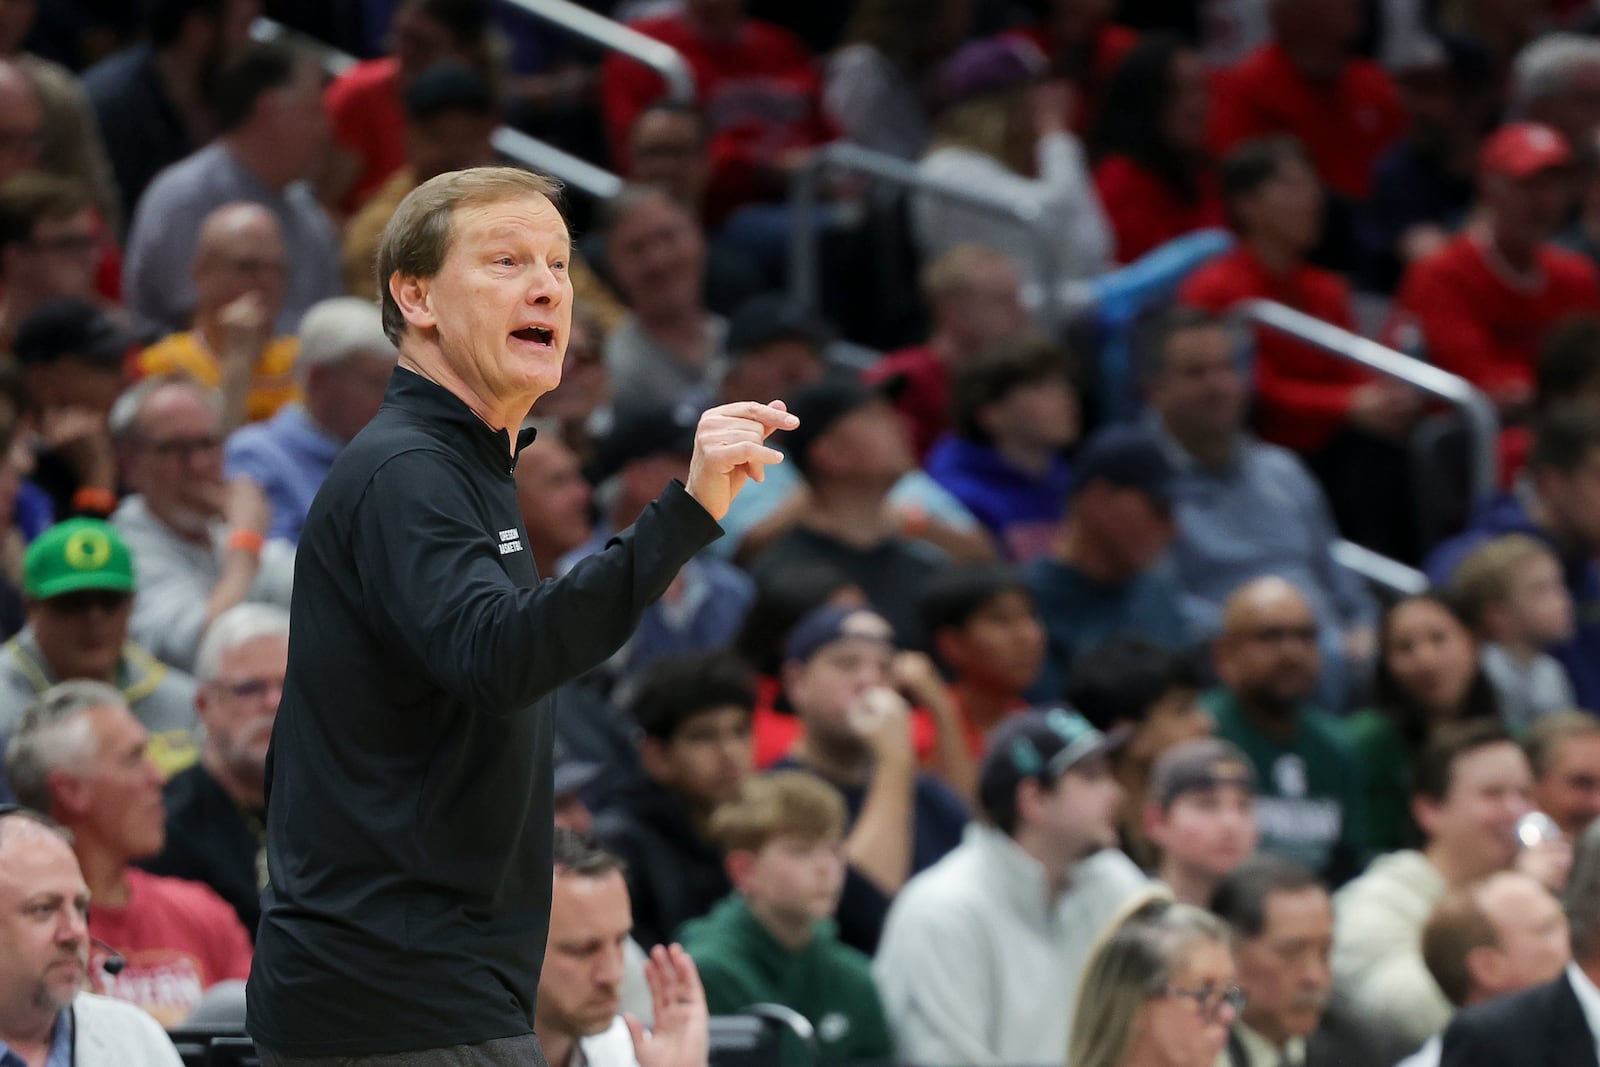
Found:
<box><xmin>23</xmin><ymin>519</ymin><xmax>136</xmax><ymax>600</ymax></box>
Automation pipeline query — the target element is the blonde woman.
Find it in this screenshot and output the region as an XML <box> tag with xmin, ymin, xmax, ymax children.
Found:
<box><xmin>1070</xmin><ymin>898</ymin><xmax>1242</xmax><ymax>1067</ymax></box>
<box><xmin>914</xmin><ymin>36</ymin><xmax>1112</xmax><ymax>311</ymax></box>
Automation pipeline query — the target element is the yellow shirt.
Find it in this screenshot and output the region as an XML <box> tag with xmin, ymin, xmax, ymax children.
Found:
<box><xmin>137</xmin><ymin>330</ymin><xmax>301</xmax><ymax>423</ymax></box>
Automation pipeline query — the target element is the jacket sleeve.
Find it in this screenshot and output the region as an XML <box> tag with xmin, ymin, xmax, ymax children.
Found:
<box><xmin>353</xmin><ymin>452</ymin><xmax>721</xmax><ymax>716</ymax></box>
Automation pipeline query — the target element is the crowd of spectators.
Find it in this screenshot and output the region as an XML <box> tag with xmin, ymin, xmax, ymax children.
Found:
<box><xmin>9</xmin><ymin>0</ymin><xmax>1600</xmax><ymax>1065</ymax></box>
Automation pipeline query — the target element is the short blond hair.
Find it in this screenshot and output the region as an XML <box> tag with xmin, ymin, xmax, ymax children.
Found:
<box><xmin>709</xmin><ymin>771</ymin><xmax>847</xmax><ymax>855</ymax></box>
<box><xmin>920</xmin><ymin>243</ymin><xmax>1009</xmax><ymax>304</ymax></box>
<box><xmin>1449</xmin><ymin>534</ymin><xmax>1558</xmax><ymax>630</ymax></box>
<box><xmin>375</xmin><ymin>166</ymin><xmax>565</xmax><ymax>345</ymax></box>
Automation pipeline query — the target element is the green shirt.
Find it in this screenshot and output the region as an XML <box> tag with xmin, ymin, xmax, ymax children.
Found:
<box><xmin>676</xmin><ymin>894</ymin><xmax>893</xmax><ymax>1065</ymax></box>
<box><xmin>1346</xmin><ymin>709</ymin><xmax>1420</xmax><ymax>862</ymax></box>
<box><xmin>1203</xmin><ymin>689</ymin><xmax>1366</xmax><ymax>877</ymax></box>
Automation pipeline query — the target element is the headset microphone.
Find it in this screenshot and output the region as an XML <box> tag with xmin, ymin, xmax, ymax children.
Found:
<box><xmin>91</xmin><ymin>938</ymin><xmax>127</xmax><ymax>976</ymax></box>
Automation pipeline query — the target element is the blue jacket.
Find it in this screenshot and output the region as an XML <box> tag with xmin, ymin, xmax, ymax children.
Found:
<box><xmin>1427</xmin><ymin>493</ymin><xmax>1600</xmax><ymax>710</ymax></box>
<box><xmin>925</xmin><ymin>436</ymin><xmax>1072</xmax><ymax>561</ymax></box>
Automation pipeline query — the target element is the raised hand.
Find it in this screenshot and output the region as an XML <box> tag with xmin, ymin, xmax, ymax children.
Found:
<box><xmin>625</xmin><ymin>944</ymin><xmax>709</xmax><ymax>1067</ymax></box>
<box><xmin>684</xmin><ymin>400</ymin><xmax>798</xmax><ymax>521</ymax></box>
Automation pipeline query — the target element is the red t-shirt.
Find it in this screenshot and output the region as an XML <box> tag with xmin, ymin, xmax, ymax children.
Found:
<box><xmin>1093</xmin><ymin>155</ymin><xmax>1226</xmax><ymax>263</ymax></box>
<box><xmin>865</xmin><ymin>344</ymin><xmax>951</xmax><ymax>462</ymax></box>
<box><xmin>324</xmin><ymin>58</ymin><xmax>407</xmax><ymax>216</ymax></box>
<box><xmin>600</xmin><ymin>16</ymin><xmax>835</xmax><ymax>219</ymax></box>
<box><xmin>1391</xmin><ymin>234</ymin><xmax>1600</xmax><ymax>398</ymax></box>
<box><xmin>1208</xmin><ymin>44</ymin><xmax>1407</xmax><ymax>201</ymax></box>
<box><xmin>1004</xmin><ymin>22</ymin><xmax>1138</xmax><ymax>136</ymax></box>
<box><xmin>750</xmin><ymin>676</ymin><xmax>939</xmax><ymax>769</ymax></box>
<box><xmin>89</xmin><ymin>868</ymin><xmax>254</xmax><ymax>1028</ymax></box>
<box><xmin>1179</xmin><ymin>244</ymin><xmax>1367</xmax><ymax>454</ymax></box>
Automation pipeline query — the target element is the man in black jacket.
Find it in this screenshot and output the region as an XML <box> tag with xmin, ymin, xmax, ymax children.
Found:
<box><xmin>1439</xmin><ymin>817</ymin><xmax>1600</xmax><ymax>1067</ymax></box>
<box><xmin>594</xmin><ymin>653</ymin><xmax>756</xmax><ymax>950</ymax></box>
<box><xmin>247</xmin><ymin>166</ymin><xmax>796</xmax><ymax>1066</ymax></box>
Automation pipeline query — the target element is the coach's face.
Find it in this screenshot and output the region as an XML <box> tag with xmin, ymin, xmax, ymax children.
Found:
<box><xmin>421</xmin><ymin>193</ymin><xmax>573</xmax><ymax>416</ymax></box>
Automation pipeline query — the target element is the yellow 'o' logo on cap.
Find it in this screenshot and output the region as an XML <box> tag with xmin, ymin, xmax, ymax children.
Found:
<box><xmin>63</xmin><ymin>530</ymin><xmax>112</xmax><ymax>571</ymax></box>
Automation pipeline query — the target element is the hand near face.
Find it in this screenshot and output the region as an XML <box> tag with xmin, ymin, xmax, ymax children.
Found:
<box><xmin>684</xmin><ymin>401</ymin><xmax>798</xmax><ymax>521</ymax></box>
<box><xmin>626</xmin><ymin>944</ymin><xmax>709</xmax><ymax>1067</ymax></box>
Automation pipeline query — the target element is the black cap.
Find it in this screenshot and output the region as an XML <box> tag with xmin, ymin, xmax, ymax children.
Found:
<box><xmin>977</xmin><ymin>707</ymin><xmax>1131</xmax><ymax>824</ymax></box>
<box><xmin>404</xmin><ymin>61</ymin><xmax>494</xmax><ymax>121</ymax></box>
<box><xmin>778</xmin><ymin>374</ymin><xmax>897</xmax><ymax>478</ymax></box>
<box><xmin>1071</xmin><ymin>424</ymin><xmax>1178</xmax><ymax>506</ymax></box>
<box><xmin>13</xmin><ymin>299</ymin><xmax>140</xmax><ymax>369</ymax></box>
<box><xmin>592</xmin><ymin>403</ymin><xmax>697</xmax><ymax>482</ymax></box>
<box><xmin>725</xmin><ymin>295</ymin><xmax>832</xmax><ymax>359</ymax></box>
<box><xmin>1148</xmin><ymin>738</ymin><xmax>1257</xmax><ymax>809</ymax></box>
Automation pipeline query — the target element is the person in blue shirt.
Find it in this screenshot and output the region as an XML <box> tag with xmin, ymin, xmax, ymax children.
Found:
<box><xmin>926</xmin><ymin>337</ymin><xmax>1078</xmax><ymax>562</ymax></box>
<box><xmin>223</xmin><ymin>297</ymin><xmax>397</xmax><ymax>544</ymax></box>
<box><xmin>1426</xmin><ymin>410</ymin><xmax>1600</xmax><ymax>712</ymax></box>
<box><xmin>1143</xmin><ymin>308</ymin><xmax>1377</xmax><ymax>712</ymax></box>
<box><xmin>1025</xmin><ymin>424</ymin><xmax>1187</xmax><ymax>703</ymax></box>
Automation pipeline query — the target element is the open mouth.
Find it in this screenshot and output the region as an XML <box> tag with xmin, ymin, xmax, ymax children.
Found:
<box><xmin>512</xmin><ymin>326</ymin><xmax>555</xmax><ymax>346</ymax></box>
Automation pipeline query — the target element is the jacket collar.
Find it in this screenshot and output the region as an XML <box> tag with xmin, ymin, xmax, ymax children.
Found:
<box><xmin>385</xmin><ymin>367</ymin><xmax>538</xmax><ymax>471</ymax></box>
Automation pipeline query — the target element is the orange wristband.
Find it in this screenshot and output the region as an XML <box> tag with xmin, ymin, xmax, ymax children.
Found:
<box><xmin>72</xmin><ymin>487</ymin><xmax>117</xmax><ymax>515</ymax></box>
<box><xmin>227</xmin><ymin>528</ymin><xmax>265</xmax><ymax>555</ymax></box>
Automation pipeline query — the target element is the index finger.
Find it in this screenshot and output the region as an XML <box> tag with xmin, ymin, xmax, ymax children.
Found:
<box><xmin>705</xmin><ymin>400</ymin><xmax>799</xmax><ymax>432</ymax></box>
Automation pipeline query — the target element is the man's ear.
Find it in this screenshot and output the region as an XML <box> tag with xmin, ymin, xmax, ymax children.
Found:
<box><xmin>638</xmin><ymin>736</ymin><xmax>672</xmax><ymax>785</ymax></box>
<box><xmin>725</xmin><ymin>848</ymin><xmax>754</xmax><ymax>891</ymax></box>
<box><xmin>1465</xmin><ymin>944</ymin><xmax>1505</xmax><ymax>999</ymax></box>
<box><xmin>1142</xmin><ymin>802</ymin><xmax>1169</xmax><ymax>850</ymax></box>
<box><xmin>1413</xmin><ymin>793</ymin><xmax>1442</xmax><ymax>841</ymax></box>
<box><xmin>47</xmin><ymin>769</ymin><xmax>90</xmax><ymax>821</ymax></box>
<box><xmin>389</xmin><ymin>272</ymin><xmax>436</xmax><ymax>332</ymax></box>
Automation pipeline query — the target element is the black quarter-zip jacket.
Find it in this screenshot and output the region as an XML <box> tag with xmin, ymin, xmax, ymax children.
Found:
<box><xmin>247</xmin><ymin>369</ymin><xmax>722</xmax><ymax>1057</ymax></box>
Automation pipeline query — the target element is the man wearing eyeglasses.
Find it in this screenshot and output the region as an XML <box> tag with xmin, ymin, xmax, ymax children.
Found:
<box><xmin>0</xmin><ymin>518</ymin><xmax>198</xmax><ymax>793</ymax></box>
<box><xmin>1203</xmin><ymin>577</ymin><xmax>1365</xmax><ymax>883</ymax></box>
<box><xmin>109</xmin><ymin>376</ymin><xmax>292</xmax><ymax>674</ymax></box>
<box><xmin>142</xmin><ymin>603</ymin><xmax>287</xmax><ymax>936</ymax></box>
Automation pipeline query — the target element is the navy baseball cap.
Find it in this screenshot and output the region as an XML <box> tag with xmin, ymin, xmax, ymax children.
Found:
<box><xmin>784</xmin><ymin>604</ymin><xmax>894</xmax><ymax>665</ymax></box>
<box><xmin>778</xmin><ymin>374</ymin><xmax>903</xmax><ymax>478</ymax></box>
<box><xmin>978</xmin><ymin>707</ymin><xmax>1131</xmax><ymax>820</ymax></box>
<box><xmin>725</xmin><ymin>295</ymin><xmax>833</xmax><ymax>358</ymax></box>
<box><xmin>1071</xmin><ymin>424</ymin><xmax>1178</xmax><ymax>506</ymax></box>
<box><xmin>592</xmin><ymin>403</ymin><xmax>697</xmax><ymax>482</ymax></box>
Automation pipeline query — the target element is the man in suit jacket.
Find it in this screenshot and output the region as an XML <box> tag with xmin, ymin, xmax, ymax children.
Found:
<box><xmin>1440</xmin><ymin>818</ymin><xmax>1600</xmax><ymax>1067</ymax></box>
<box><xmin>1211</xmin><ymin>855</ymin><xmax>1393</xmax><ymax>1067</ymax></box>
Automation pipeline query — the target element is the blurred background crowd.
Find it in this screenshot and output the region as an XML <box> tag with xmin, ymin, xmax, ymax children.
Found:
<box><xmin>5</xmin><ymin>0</ymin><xmax>1600</xmax><ymax>1064</ymax></box>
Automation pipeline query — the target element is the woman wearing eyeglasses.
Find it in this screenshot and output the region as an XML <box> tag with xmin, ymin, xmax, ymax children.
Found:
<box><xmin>1070</xmin><ymin>898</ymin><xmax>1243</xmax><ymax>1067</ymax></box>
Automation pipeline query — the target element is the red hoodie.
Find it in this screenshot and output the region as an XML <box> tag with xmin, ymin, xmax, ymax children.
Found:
<box><xmin>601</xmin><ymin>14</ymin><xmax>835</xmax><ymax>222</ymax></box>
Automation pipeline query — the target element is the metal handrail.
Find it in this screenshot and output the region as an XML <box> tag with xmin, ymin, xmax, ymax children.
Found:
<box><xmin>250</xmin><ymin>17</ymin><xmax>626</xmax><ymax>200</ymax></box>
<box><xmin>502</xmin><ymin>0</ymin><xmax>697</xmax><ymax>103</ymax></box>
<box><xmin>497</xmin><ymin>0</ymin><xmax>695</xmax><ymax>105</ymax></box>
<box><xmin>1230</xmin><ymin>299</ymin><xmax>1500</xmax><ymax>512</ymax></box>
<box><xmin>1332</xmin><ymin>539</ymin><xmax>1429</xmax><ymax>598</ymax></box>
<box><xmin>786</xmin><ymin>141</ymin><xmax>1069</xmax><ymax>329</ymax></box>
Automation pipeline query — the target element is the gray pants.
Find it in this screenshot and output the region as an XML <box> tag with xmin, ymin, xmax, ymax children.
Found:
<box><xmin>256</xmin><ymin>1033</ymin><xmax>547</xmax><ymax>1067</ymax></box>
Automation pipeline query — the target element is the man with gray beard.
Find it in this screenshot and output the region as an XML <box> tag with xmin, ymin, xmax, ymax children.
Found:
<box><xmin>0</xmin><ymin>807</ymin><xmax>183</xmax><ymax>1064</ymax></box>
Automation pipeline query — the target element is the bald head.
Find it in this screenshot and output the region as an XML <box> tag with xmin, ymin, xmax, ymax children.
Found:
<box><xmin>1471</xmin><ymin>871</ymin><xmax>1570</xmax><ymax>1001</ymax></box>
<box><xmin>1216</xmin><ymin>577</ymin><xmax>1322</xmax><ymax>715</ymax></box>
<box><xmin>1222</xmin><ymin>577</ymin><xmax>1312</xmax><ymax>635</ymax></box>
<box><xmin>192</xmin><ymin>202</ymin><xmax>287</xmax><ymax>321</ymax></box>
<box><xmin>0</xmin><ymin>60</ymin><xmax>42</xmax><ymax>184</ymax></box>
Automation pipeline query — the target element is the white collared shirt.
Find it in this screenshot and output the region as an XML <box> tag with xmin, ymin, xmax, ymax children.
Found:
<box><xmin>1567</xmin><ymin>963</ymin><xmax>1600</xmax><ymax>1063</ymax></box>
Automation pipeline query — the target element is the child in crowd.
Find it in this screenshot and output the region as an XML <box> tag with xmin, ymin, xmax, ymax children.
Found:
<box><xmin>1143</xmin><ymin>738</ymin><xmax>1260</xmax><ymax>908</ymax></box>
<box><xmin>920</xmin><ymin>563</ymin><xmax>1047</xmax><ymax>766</ymax></box>
<box><xmin>678</xmin><ymin>771</ymin><xmax>894</xmax><ymax>1066</ymax></box>
<box><xmin>1450</xmin><ymin>534</ymin><xmax>1577</xmax><ymax>733</ymax></box>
